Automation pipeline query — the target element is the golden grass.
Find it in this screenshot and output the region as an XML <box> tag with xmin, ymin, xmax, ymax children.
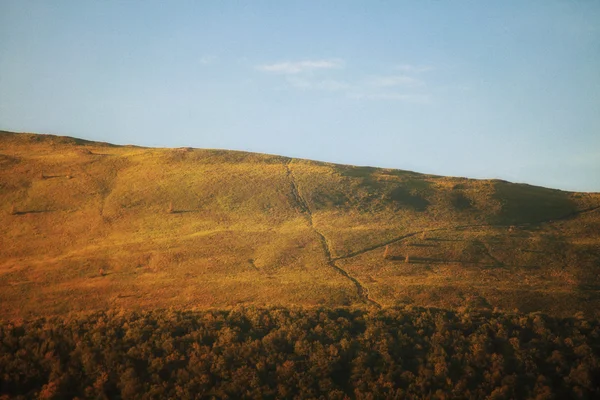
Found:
<box><xmin>1</xmin><ymin>130</ymin><xmax>600</xmax><ymax>319</ymax></box>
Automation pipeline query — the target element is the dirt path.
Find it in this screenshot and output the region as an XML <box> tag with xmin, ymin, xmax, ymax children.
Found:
<box><xmin>334</xmin><ymin>206</ymin><xmax>600</xmax><ymax>262</ymax></box>
<box><xmin>476</xmin><ymin>240</ymin><xmax>504</xmax><ymax>267</ymax></box>
<box><xmin>333</xmin><ymin>226</ymin><xmax>461</xmax><ymax>261</ymax></box>
<box><xmin>80</xmin><ymin>157</ymin><xmax>125</xmax><ymax>220</ymax></box>
<box><xmin>285</xmin><ymin>161</ymin><xmax>381</xmax><ymax>308</ymax></box>
<box><xmin>283</xmin><ymin>164</ymin><xmax>599</xmax><ymax>306</ymax></box>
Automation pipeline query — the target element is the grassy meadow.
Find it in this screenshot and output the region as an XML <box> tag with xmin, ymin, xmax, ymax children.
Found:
<box><xmin>1</xmin><ymin>131</ymin><xmax>600</xmax><ymax>319</ymax></box>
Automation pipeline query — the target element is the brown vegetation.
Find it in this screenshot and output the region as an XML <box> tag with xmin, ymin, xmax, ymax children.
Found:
<box><xmin>1</xmin><ymin>307</ymin><xmax>599</xmax><ymax>399</ymax></box>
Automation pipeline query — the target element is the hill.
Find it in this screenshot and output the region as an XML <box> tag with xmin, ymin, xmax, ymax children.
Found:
<box><xmin>1</xmin><ymin>130</ymin><xmax>600</xmax><ymax>318</ymax></box>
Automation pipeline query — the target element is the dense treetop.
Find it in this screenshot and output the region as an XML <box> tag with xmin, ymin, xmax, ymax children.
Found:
<box><xmin>1</xmin><ymin>307</ymin><xmax>599</xmax><ymax>399</ymax></box>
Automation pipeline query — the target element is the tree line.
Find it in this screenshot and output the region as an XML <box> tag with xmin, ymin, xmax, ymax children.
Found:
<box><xmin>1</xmin><ymin>306</ymin><xmax>599</xmax><ymax>399</ymax></box>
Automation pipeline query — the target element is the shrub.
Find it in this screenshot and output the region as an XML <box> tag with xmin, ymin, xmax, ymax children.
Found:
<box><xmin>383</xmin><ymin>245</ymin><xmax>390</xmax><ymax>259</ymax></box>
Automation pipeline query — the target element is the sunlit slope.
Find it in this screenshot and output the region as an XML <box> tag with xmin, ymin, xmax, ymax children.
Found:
<box><xmin>290</xmin><ymin>160</ymin><xmax>596</xmax><ymax>256</ymax></box>
<box><xmin>1</xmin><ymin>131</ymin><xmax>599</xmax><ymax>318</ymax></box>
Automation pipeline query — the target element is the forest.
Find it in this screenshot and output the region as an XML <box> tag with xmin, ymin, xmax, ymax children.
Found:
<box><xmin>1</xmin><ymin>306</ymin><xmax>599</xmax><ymax>399</ymax></box>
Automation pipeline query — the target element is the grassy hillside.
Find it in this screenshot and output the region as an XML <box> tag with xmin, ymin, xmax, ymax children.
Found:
<box><xmin>1</xmin><ymin>131</ymin><xmax>600</xmax><ymax>318</ymax></box>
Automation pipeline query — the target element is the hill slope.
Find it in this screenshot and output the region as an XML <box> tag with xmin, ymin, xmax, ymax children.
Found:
<box><xmin>1</xmin><ymin>131</ymin><xmax>600</xmax><ymax>318</ymax></box>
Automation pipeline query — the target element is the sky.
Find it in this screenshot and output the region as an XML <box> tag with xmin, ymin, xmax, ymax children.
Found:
<box><xmin>1</xmin><ymin>1</ymin><xmax>599</xmax><ymax>192</ymax></box>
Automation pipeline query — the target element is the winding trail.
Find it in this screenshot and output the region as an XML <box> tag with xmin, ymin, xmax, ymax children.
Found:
<box><xmin>285</xmin><ymin>161</ymin><xmax>381</xmax><ymax>308</ymax></box>
<box><xmin>333</xmin><ymin>205</ymin><xmax>600</xmax><ymax>262</ymax></box>
<box><xmin>334</xmin><ymin>230</ymin><xmax>441</xmax><ymax>261</ymax></box>
<box><xmin>282</xmin><ymin>164</ymin><xmax>599</xmax><ymax>307</ymax></box>
<box><xmin>477</xmin><ymin>240</ymin><xmax>504</xmax><ymax>267</ymax></box>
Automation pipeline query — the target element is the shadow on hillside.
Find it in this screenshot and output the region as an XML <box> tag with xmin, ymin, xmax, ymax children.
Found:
<box><xmin>311</xmin><ymin>190</ymin><xmax>350</xmax><ymax>209</ymax></box>
<box><xmin>41</xmin><ymin>174</ymin><xmax>68</xmax><ymax>180</ymax></box>
<box><xmin>578</xmin><ymin>284</ymin><xmax>600</xmax><ymax>291</ymax></box>
<box><xmin>12</xmin><ymin>210</ymin><xmax>54</xmax><ymax>215</ymax></box>
<box><xmin>114</xmin><ymin>294</ymin><xmax>137</xmax><ymax>299</ymax></box>
<box><xmin>388</xmin><ymin>186</ymin><xmax>430</xmax><ymax>211</ymax></box>
<box><xmin>171</xmin><ymin>209</ymin><xmax>200</xmax><ymax>214</ymax></box>
<box><xmin>427</xmin><ymin>237</ymin><xmax>504</xmax><ymax>244</ymax></box>
<box><xmin>493</xmin><ymin>182</ymin><xmax>577</xmax><ymax>224</ymax></box>
<box><xmin>576</xmin><ymin>272</ymin><xmax>600</xmax><ymax>297</ymax></box>
<box><xmin>0</xmin><ymin>153</ymin><xmax>20</xmax><ymax>167</ymax></box>
<box><xmin>331</xmin><ymin>164</ymin><xmax>433</xmax><ymax>212</ymax></box>
<box><xmin>450</xmin><ymin>191</ymin><xmax>473</xmax><ymax>211</ymax></box>
<box><xmin>389</xmin><ymin>256</ymin><xmax>454</xmax><ymax>263</ymax></box>
<box><xmin>387</xmin><ymin>255</ymin><xmax>509</xmax><ymax>269</ymax></box>
<box><xmin>76</xmin><ymin>148</ymin><xmax>111</xmax><ymax>156</ymax></box>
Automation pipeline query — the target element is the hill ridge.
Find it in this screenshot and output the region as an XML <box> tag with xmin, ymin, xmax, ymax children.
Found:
<box><xmin>5</xmin><ymin>129</ymin><xmax>589</xmax><ymax>192</ymax></box>
<box><xmin>1</xmin><ymin>130</ymin><xmax>600</xmax><ymax>318</ymax></box>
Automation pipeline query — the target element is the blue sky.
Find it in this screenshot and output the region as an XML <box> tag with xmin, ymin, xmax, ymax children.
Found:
<box><xmin>1</xmin><ymin>1</ymin><xmax>599</xmax><ymax>191</ymax></box>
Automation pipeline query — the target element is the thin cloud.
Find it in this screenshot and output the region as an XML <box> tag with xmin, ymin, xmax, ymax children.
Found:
<box><xmin>395</xmin><ymin>64</ymin><xmax>434</xmax><ymax>73</ymax></box>
<box><xmin>286</xmin><ymin>77</ymin><xmax>349</xmax><ymax>91</ymax></box>
<box><xmin>368</xmin><ymin>75</ymin><xmax>424</xmax><ymax>88</ymax></box>
<box><xmin>259</xmin><ymin>59</ymin><xmax>433</xmax><ymax>104</ymax></box>
<box><xmin>257</xmin><ymin>59</ymin><xmax>344</xmax><ymax>74</ymax></box>
<box><xmin>348</xmin><ymin>92</ymin><xmax>432</xmax><ymax>104</ymax></box>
